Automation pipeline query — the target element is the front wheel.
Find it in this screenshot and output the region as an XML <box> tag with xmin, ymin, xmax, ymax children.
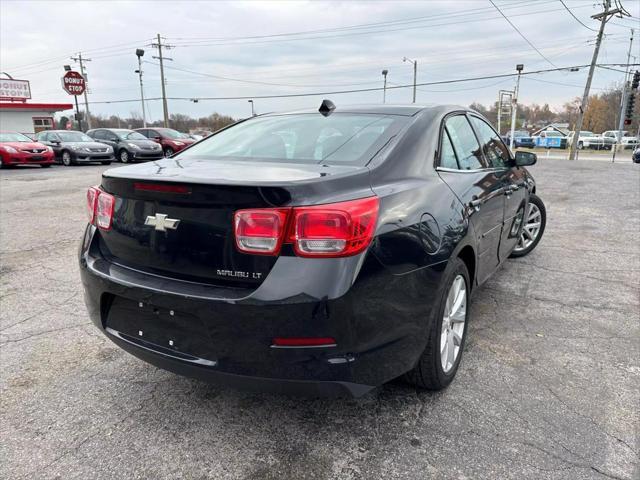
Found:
<box><xmin>404</xmin><ymin>257</ymin><xmax>470</xmax><ymax>390</ymax></box>
<box><xmin>577</xmin><ymin>142</ymin><xmax>584</xmax><ymax>150</ymax></box>
<box><xmin>510</xmin><ymin>193</ymin><xmax>546</xmax><ymax>258</ymax></box>
<box><xmin>61</xmin><ymin>151</ymin><xmax>74</xmax><ymax>166</ymax></box>
<box><xmin>119</xmin><ymin>150</ymin><xmax>130</xmax><ymax>163</ymax></box>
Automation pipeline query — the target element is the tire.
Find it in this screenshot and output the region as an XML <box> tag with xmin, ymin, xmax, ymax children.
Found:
<box><xmin>101</xmin><ymin>161</ymin><xmax>112</xmax><ymax>165</ymax></box>
<box><xmin>164</xmin><ymin>147</ymin><xmax>174</xmax><ymax>157</ymax></box>
<box><xmin>577</xmin><ymin>142</ymin><xmax>584</xmax><ymax>150</ymax></box>
<box><xmin>40</xmin><ymin>164</ymin><xmax>51</xmax><ymax>168</ymax></box>
<box><xmin>119</xmin><ymin>149</ymin><xmax>130</xmax><ymax>163</ymax></box>
<box><xmin>61</xmin><ymin>150</ymin><xmax>75</xmax><ymax>166</ymax></box>
<box><xmin>510</xmin><ymin>193</ymin><xmax>546</xmax><ymax>258</ymax></box>
<box><xmin>404</xmin><ymin>257</ymin><xmax>470</xmax><ymax>390</ymax></box>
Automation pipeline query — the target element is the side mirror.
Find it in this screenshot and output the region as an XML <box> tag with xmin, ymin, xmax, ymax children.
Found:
<box><xmin>51</xmin><ymin>140</ymin><xmax>61</xmax><ymax>145</ymax></box>
<box><xmin>514</xmin><ymin>150</ymin><xmax>537</xmax><ymax>167</ymax></box>
<box><xmin>153</xmin><ymin>136</ymin><xmax>161</xmax><ymax>141</ymax></box>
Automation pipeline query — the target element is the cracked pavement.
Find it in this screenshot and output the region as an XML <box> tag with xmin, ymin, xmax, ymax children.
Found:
<box><xmin>1</xmin><ymin>160</ymin><xmax>638</xmax><ymax>479</ymax></box>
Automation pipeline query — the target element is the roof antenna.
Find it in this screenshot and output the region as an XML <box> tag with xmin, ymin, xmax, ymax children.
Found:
<box><xmin>319</xmin><ymin>99</ymin><xmax>336</xmax><ymax>117</ymax></box>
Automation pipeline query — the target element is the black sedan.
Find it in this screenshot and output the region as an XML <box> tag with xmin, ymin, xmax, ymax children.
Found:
<box><xmin>87</xmin><ymin>128</ymin><xmax>164</xmax><ymax>163</ymax></box>
<box><xmin>79</xmin><ymin>102</ymin><xmax>546</xmax><ymax>397</ymax></box>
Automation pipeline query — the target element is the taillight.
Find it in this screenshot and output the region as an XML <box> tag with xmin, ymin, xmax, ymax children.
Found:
<box><xmin>86</xmin><ymin>186</ymin><xmax>115</xmax><ymax>231</ymax></box>
<box><xmin>234</xmin><ymin>208</ymin><xmax>289</xmax><ymax>255</ymax></box>
<box><xmin>233</xmin><ymin>197</ymin><xmax>379</xmax><ymax>257</ymax></box>
<box><xmin>290</xmin><ymin>197</ymin><xmax>379</xmax><ymax>257</ymax></box>
<box><xmin>86</xmin><ymin>186</ymin><xmax>99</xmax><ymax>223</ymax></box>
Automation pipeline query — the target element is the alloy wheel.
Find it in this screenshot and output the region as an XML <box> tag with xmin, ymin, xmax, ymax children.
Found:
<box><xmin>514</xmin><ymin>203</ymin><xmax>542</xmax><ymax>253</ymax></box>
<box><xmin>164</xmin><ymin>148</ymin><xmax>174</xmax><ymax>157</ymax></box>
<box><xmin>440</xmin><ymin>275</ymin><xmax>467</xmax><ymax>374</ymax></box>
<box><xmin>62</xmin><ymin>151</ymin><xmax>72</xmax><ymax>166</ymax></box>
<box><xmin>120</xmin><ymin>150</ymin><xmax>129</xmax><ymax>163</ymax></box>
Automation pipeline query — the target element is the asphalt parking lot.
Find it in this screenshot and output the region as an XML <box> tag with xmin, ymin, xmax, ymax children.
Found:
<box><xmin>1</xmin><ymin>159</ymin><xmax>638</xmax><ymax>480</ymax></box>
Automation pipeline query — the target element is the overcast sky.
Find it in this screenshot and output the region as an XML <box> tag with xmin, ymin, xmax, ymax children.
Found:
<box><xmin>1</xmin><ymin>0</ymin><xmax>638</xmax><ymax>121</ymax></box>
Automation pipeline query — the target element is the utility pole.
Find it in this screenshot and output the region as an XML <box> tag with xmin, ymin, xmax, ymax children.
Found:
<box><xmin>569</xmin><ymin>0</ymin><xmax>626</xmax><ymax>160</ymax></box>
<box><xmin>403</xmin><ymin>57</ymin><xmax>417</xmax><ymax>103</ymax></box>
<box><xmin>135</xmin><ymin>49</ymin><xmax>147</xmax><ymax>127</ymax></box>
<box><xmin>612</xmin><ymin>28</ymin><xmax>634</xmax><ymax>163</ymax></box>
<box><xmin>151</xmin><ymin>34</ymin><xmax>173</xmax><ymax>128</ymax></box>
<box><xmin>71</xmin><ymin>52</ymin><xmax>92</xmax><ymax>130</ymax></box>
<box><xmin>381</xmin><ymin>69</ymin><xmax>388</xmax><ymax>103</ymax></box>
<box><xmin>509</xmin><ymin>65</ymin><xmax>524</xmax><ymax>151</ymax></box>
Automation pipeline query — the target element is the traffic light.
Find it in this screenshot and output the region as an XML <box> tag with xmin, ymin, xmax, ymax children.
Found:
<box><xmin>632</xmin><ymin>70</ymin><xmax>640</xmax><ymax>91</ymax></box>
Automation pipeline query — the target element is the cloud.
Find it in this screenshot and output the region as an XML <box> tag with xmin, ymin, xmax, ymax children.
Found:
<box><xmin>1</xmin><ymin>0</ymin><xmax>637</xmax><ymax>121</ymax></box>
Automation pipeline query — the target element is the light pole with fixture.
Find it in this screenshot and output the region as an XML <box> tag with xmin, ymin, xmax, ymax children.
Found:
<box><xmin>135</xmin><ymin>49</ymin><xmax>147</xmax><ymax>127</ymax></box>
<box><xmin>248</xmin><ymin>99</ymin><xmax>255</xmax><ymax>116</ymax></box>
<box><xmin>403</xmin><ymin>57</ymin><xmax>417</xmax><ymax>103</ymax></box>
<box><xmin>509</xmin><ymin>64</ymin><xmax>524</xmax><ymax>151</ymax></box>
<box><xmin>381</xmin><ymin>69</ymin><xmax>388</xmax><ymax>103</ymax></box>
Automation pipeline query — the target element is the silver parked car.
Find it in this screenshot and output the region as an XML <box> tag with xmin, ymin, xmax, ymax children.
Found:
<box><xmin>36</xmin><ymin>130</ymin><xmax>114</xmax><ymax>166</ymax></box>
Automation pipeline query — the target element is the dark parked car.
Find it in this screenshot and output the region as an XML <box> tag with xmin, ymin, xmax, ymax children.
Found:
<box><xmin>134</xmin><ymin>127</ymin><xmax>195</xmax><ymax>156</ymax></box>
<box><xmin>80</xmin><ymin>102</ymin><xmax>546</xmax><ymax>397</ymax></box>
<box><xmin>0</xmin><ymin>131</ymin><xmax>55</xmax><ymax>168</ymax></box>
<box><xmin>36</xmin><ymin>130</ymin><xmax>114</xmax><ymax>166</ymax></box>
<box><xmin>633</xmin><ymin>146</ymin><xmax>640</xmax><ymax>164</ymax></box>
<box><xmin>87</xmin><ymin>128</ymin><xmax>164</xmax><ymax>163</ymax></box>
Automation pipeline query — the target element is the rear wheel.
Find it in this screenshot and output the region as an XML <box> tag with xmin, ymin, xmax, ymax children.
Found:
<box><xmin>577</xmin><ymin>141</ymin><xmax>584</xmax><ymax>150</ymax></box>
<box><xmin>61</xmin><ymin>151</ymin><xmax>74</xmax><ymax>166</ymax></box>
<box><xmin>164</xmin><ymin>147</ymin><xmax>174</xmax><ymax>157</ymax></box>
<box><xmin>404</xmin><ymin>257</ymin><xmax>470</xmax><ymax>390</ymax></box>
<box><xmin>510</xmin><ymin>193</ymin><xmax>546</xmax><ymax>258</ymax></box>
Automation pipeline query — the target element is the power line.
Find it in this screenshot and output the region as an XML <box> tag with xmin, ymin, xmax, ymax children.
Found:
<box><xmin>83</xmin><ymin>63</ymin><xmax>638</xmax><ymax>105</ymax></box>
<box><xmin>559</xmin><ymin>0</ymin><xmax>598</xmax><ymax>31</ymax></box>
<box><xmin>488</xmin><ymin>0</ymin><xmax>558</xmax><ymax>68</ymax></box>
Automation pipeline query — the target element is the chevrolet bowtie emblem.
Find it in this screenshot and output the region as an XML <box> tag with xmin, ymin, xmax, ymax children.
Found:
<box><xmin>145</xmin><ymin>213</ymin><xmax>180</xmax><ymax>232</ymax></box>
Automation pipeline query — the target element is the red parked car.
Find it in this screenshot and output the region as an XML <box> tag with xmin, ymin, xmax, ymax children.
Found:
<box><xmin>134</xmin><ymin>127</ymin><xmax>195</xmax><ymax>157</ymax></box>
<box><xmin>0</xmin><ymin>131</ymin><xmax>55</xmax><ymax>168</ymax></box>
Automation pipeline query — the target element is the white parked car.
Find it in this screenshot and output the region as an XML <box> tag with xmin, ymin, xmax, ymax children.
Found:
<box><xmin>602</xmin><ymin>130</ymin><xmax>639</xmax><ymax>150</ymax></box>
<box><xmin>567</xmin><ymin>131</ymin><xmax>615</xmax><ymax>150</ymax></box>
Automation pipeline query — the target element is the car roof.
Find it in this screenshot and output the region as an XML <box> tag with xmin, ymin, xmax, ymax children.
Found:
<box><xmin>265</xmin><ymin>104</ymin><xmax>458</xmax><ymax>117</ymax></box>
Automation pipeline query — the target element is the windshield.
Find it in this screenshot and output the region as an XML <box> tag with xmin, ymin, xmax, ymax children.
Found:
<box><xmin>178</xmin><ymin>113</ymin><xmax>406</xmax><ymax>165</ymax></box>
<box><xmin>158</xmin><ymin>129</ymin><xmax>189</xmax><ymax>139</ymax></box>
<box><xmin>580</xmin><ymin>131</ymin><xmax>594</xmax><ymax>137</ymax></box>
<box><xmin>514</xmin><ymin>131</ymin><xmax>529</xmax><ymax>137</ymax></box>
<box><xmin>0</xmin><ymin>132</ymin><xmax>33</xmax><ymax>142</ymax></box>
<box><xmin>115</xmin><ymin>130</ymin><xmax>147</xmax><ymax>140</ymax></box>
<box><xmin>57</xmin><ymin>131</ymin><xmax>94</xmax><ymax>142</ymax></box>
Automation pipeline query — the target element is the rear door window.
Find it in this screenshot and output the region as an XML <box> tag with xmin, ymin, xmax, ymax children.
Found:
<box><xmin>440</xmin><ymin>129</ymin><xmax>459</xmax><ymax>169</ymax></box>
<box><xmin>445</xmin><ymin>115</ymin><xmax>485</xmax><ymax>170</ymax></box>
<box><xmin>469</xmin><ymin>116</ymin><xmax>511</xmax><ymax>169</ymax></box>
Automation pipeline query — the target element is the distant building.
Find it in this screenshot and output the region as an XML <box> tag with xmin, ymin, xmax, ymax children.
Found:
<box><xmin>0</xmin><ymin>78</ymin><xmax>72</xmax><ymax>134</ymax></box>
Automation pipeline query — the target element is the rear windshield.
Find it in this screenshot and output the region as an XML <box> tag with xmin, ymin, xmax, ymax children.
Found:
<box><xmin>177</xmin><ymin>113</ymin><xmax>408</xmax><ymax>165</ymax></box>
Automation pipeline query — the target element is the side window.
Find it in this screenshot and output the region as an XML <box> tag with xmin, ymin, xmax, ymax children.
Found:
<box><xmin>92</xmin><ymin>130</ymin><xmax>103</xmax><ymax>140</ymax></box>
<box><xmin>445</xmin><ymin>115</ymin><xmax>484</xmax><ymax>170</ymax></box>
<box><xmin>137</xmin><ymin>129</ymin><xmax>148</xmax><ymax>138</ymax></box>
<box><xmin>469</xmin><ymin>116</ymin><xmax>511</xmax><ymax>169</ymax></box>
<box><xmin>439</xmin><ymin>128</ymin><xmax>459</xmax><ymax>169</ymax></box>
<box><xmin>37</xmin><ymin>132</ymin><xmax>48</xmax><ymax>142</ymax></box>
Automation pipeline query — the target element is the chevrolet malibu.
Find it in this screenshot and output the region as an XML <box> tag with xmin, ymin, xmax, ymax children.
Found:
<box><xmin>80</xmin><ymin>102</ymin><xmax>546</xmax><ymax>397</ymax></box>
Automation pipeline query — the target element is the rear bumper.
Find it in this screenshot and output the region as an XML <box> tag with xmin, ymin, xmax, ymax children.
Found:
<box><xmin>79</xmin><ymin>225</ymin><xmax>445</xmax><ymax>397</ymax></box>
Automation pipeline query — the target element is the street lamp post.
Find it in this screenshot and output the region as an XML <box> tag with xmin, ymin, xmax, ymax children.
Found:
<box><xmin>509</xmin><ymin>64</ymin><xmax>524</xmax><ymax>151</ymax></box>
<box><xmin>248</xmin><ymin>99</ymin><xmax>255</xmax><ymax>116</ymax></box>
<box><xmin>381</xmin><ymin>69</ymin><xmax>388</xmax><ymax>103</ymax></box>
<box><xmin>403</xmin><ymin>57</ymin><xmax>417</xmax><ymax>103</ymax></box>
<box><xmin>135</xmin><ymin>49</ymin><xmax>147</xmax><ymax>128</ymax></box>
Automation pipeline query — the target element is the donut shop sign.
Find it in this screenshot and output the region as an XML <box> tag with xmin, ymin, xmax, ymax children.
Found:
<box><xmin>0</xmin><ymin>79</ymin><xmax>32</xmax><ymax>101</ymax></box>
<box><xmin>61</xmin><ymin>71</ymin><xmax>86</xmax><ymax>96</ymax></box>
